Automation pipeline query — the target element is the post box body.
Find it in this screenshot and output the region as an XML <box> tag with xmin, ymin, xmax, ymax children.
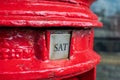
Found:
<box><xmin>0</xmin><ymin>0</ymin><xmax>102</xmax><ymax>80</ymax></box>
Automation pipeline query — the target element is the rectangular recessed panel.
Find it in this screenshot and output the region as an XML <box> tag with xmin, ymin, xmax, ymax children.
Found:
<box><xmin>50</xmin><ymin>31</ymin><xmax>71</xmax><ymax>60</ymax></box>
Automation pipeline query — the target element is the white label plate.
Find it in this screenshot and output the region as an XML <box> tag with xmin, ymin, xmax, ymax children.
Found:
<box><xmin>50</xmin><ymin>31</ymin><xmax>70</xmax><ymax>60</ymax></box>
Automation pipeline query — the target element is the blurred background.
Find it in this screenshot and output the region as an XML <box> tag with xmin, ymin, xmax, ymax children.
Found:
<box><xmin>91</xmin><ymin>0</ymin><xmax>120</xmax><ymax>80</ymax></box>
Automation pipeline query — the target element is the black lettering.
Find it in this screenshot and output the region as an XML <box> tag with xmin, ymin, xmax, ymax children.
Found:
<box><xmin>54</xmin><ymin>44</ymin><xmax>59</xmax><ymax>51</ymax></box>
<box><xmin>54</xmin><ymin>43</ymin><xmax>69</xmax><ymax>52</ymax></box>
<box><xmin>59</xmin><ymin>44</ymin><xmax>63</xmax><ymax>51</ymax></box>
<box><xmin>63</xmin><ymin>43</ymin><xmax>68</xmax><ymax>51</ymax></box>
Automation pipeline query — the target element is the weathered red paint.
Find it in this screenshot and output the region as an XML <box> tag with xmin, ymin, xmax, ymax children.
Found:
<box><xmin>0</xmin><ymin>0</ymin><xmax>102</xmax><ymax>80</ymax></box>
<box><xmin>0</xmin><ymin>0</ymin><xmax>102</xmax><ymax>27</ymax></box>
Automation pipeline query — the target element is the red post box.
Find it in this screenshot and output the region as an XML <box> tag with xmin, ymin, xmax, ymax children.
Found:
<box><xmin>0</xmin><ymin>0</ymin><xmax>102</xmax><ymax>80</ymax></box>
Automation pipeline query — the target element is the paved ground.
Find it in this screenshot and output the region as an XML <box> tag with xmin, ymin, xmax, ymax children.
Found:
<box><xmin>97</xmin><ymin>53</ymin><xmax>120</xmax><ymax>80</ymax></box>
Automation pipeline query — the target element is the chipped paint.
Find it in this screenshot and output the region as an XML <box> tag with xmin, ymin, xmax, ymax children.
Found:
<box><xmin>0</xmin><ymin>0</ymin><xmax>102</xmax><ymax>80</ymax></box>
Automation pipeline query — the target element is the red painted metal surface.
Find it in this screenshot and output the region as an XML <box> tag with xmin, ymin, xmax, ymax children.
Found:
<box><xmin>0</xmin><ymin>0</ymin><xmax>102</xmax><ymax>27</ymax></box>
<box><xmin>0</xmin><ymin>0</ymin><xmax>102</xmax><ymax>80</ymax></box>
<box><xmin>0</xmin><ymin>28</ymin><xmax>100</xmax><ymax>80</ymax></box>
